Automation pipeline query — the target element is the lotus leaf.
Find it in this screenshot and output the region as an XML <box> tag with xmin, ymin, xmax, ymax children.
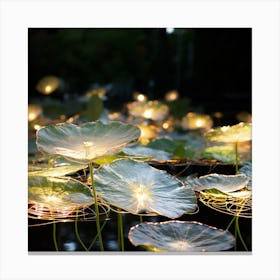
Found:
<box><xmin>36</xmin><ymin>121</ymin><xmax>140</xmax><ymax>163</ymax></box>
<box><xmin>128</xmin><ymin>221</ymin><xmax>235</xmax><ymax>252</ymax></box>
<box><xmin>28</xmin><ymin>176</ymin><xmax>93</xmax><ymax>211</ymax></box>
<box><xmin>205</xmin><ymin>122</ymin><xmax>252</xmax><ymax>143</ymax></box>
<box><xmin>239</xmin><ymin>162</ymin><xmax>252</xmax><ymax>189</ymax></box>
<box><xmin>127</xmin><ymin>101</ymin><xmax>169</xmax><ymax>121</ymax></box>
<box><xmin>94</xmin><ymin>159</ymin><xmax>197</xmax><ymax>218</ymax></box>
<box><xmin>185</xmin><ymin>173</ymin><xmax>249</xmax><ymax>193</ymax></box>
<box><xmin>28</xmin><ymin>159</ymin><xmax>87</xmax><ymax>177</ymax></box>
<box><xmin>123</xmin><ymin>145</ymin><xmax>172</xmax><ymax>161</ymax></box>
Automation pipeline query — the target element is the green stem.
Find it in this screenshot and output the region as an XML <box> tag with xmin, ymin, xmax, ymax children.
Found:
<box><xmin>87</xmin><ymin>219</ymin><xmax>107</xmax><ymax>251</ymax></box>
<box><xmin>235</xmin><ymin>216</ymin><xmax>249</xmax><ymax>251</ymax></box>
<box><xmin>235</xmin><ymin>141</ymin><xmax>239</xmax><ymax>174</ymax></box>
<box><xmin>89</xmin><ymin>162</ymin><xmax>104</xmax><ymax>251</ymax></box>
<box><xmin>75</xmin><ymin>210</ymin><xmax>89</xmax><ymax>251</ymax></box>
<box><xmin>118</xmin><ymin>212</ymin><xmax>124</xmax><ymax>251</ymax></box>
<box><xmin>139</xmin><ymin>215</ymin><xmax>143</xmax><ymax>224</ymax></box>
<box><xmin>53</xmin><ymin>222</ymin><xmax>59</xmax><ymax>251</ymax></box>
<box><xmin>226</xmin><ymin>215</ymin><xmax>235</xmax><ymax>231</ymax></box>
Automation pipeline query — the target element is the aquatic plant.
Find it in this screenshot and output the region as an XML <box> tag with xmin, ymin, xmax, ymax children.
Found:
<box><xmin>36</xmin><ymin>121</ymin><xmax>141</xmax><ymax>251</ymax></box>
<box><xmin>127</xmin><ymin>100</ymin><xmax>169</xmax><ymax>121</ymax></box>
<box><xmin>28</xmin><ymin>176</ymin><xmax>94</xmax><ymax>221</ymax></box>
<box><xmin>181</xmin><ymin>112</ymin><xmax>213</xmax><ymax>131</ymax></box>
<box><xmin>94</xmin><ymin>159</ymin><xmax>197</xmax><ymax>219</ymax></box>
<box><xmin>205</xmin><ymin>122</ymin><xmax>252</xmax><ymax>174</ymax></box>
<box><xmin>128</xmin><ymin>220</ymin><xmax>235</xmax><ymax>252</ymax></box>
<box><xmin>36</xmin><ymin>121</ymin><xmax>140</xmax><ymax>164</ymax></box>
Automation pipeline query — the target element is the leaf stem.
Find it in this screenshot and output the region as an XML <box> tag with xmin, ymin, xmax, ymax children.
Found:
<box><xmin>117</xmin><ymin>212</ymin><xmax>124</xmax><ymax>251</ymax></box>
<box><xmin>75</xmin><ymin>210</ymin><xmax>89</xmax><ymax>251</ymax></box>
<box><xmin>89</xmin><ymin>162</ymin><xmax>104</xmax><ymax>251</ymax></box>
<box><xmin>53</xmin><ymin>222</ymin><xmax>59</xmax><ymax>251</ymax></box>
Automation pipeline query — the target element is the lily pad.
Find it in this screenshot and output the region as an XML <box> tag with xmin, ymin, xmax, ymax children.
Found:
<box><xmin>94</xmin><ymin>159</ymin><xmax>197</xmax><ymax>218</ymax></box>
<box><xmin>239</xmin><ymin>162</ymin><xmax>252</xmax><ymax>189</ymax></box>
<box><xmin>128</xmin><ymin>221</ymin><xmax>235</xmax><ymax>252</ymax></box>
<box><xmin>185</xmin><ymin>173</ymin><xmax>249</xmax><ymax>193</ymax></box>
<box><xmin>28</xmin><ymin>176</ymin><xmax>93</xmax><ymax>209</ymax></box>
<box><xmin>36</xmin><ymin>121</ymin><xmax>141</xmax><ymax>163</ymax></box>
<box><xmin>123</xmin><ymin>145</ymin><xmax>172</xmax><ymax>161</ymax></box>
<box><xmin>205</xmin><ymin>122</ymin><xmax>252</xmax><ymax>143</ymax></box>
<box><xmin>28</xmin><ymin>159</ymin><xmax>87</xmax><ymax>177</ymax></box>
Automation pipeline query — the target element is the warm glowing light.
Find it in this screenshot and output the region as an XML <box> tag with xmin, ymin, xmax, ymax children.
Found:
<box><xmin>143</xmin><ymin>109</ymin><xmax>153</xmax><ymax>119</ymax></box>
<box><xmin>28</xmin><ymin>113</ymin><xmax>36</xmax><ymax>122</ymax></box>
<box><xmin>137</xmin><ymin>94</ymin><xmax>147</xmax><ymax>102</ymax></box>
<box><xmin>195</xmin><ymin>119</ymin><xmax>204</xmax><ymax>127</ymax></box>
<box><xmin>132</xmin><ymin>184</ymin><xmax>152</xmax><ymax>208</ymax></box>
<box><xmin>162</xmin><ymin>122</ymin><xmax>170</xmax><ymax>129</ymax></box>
<box><xmin>45</xmin><ymin>85</ymin><xmax>52</xmax><ymax>93</ymax></box>
<box><xmin>33</xmin><ymin>124</ymin><xmax>42</xmax><ymax>131</ymax></box>
<box><xmin>221</xmin><ymin>126</ymin><xmax>229</xmax><ymax>132</ymax></box>
<box><xmin>36</xmin><ymin>75</ymin><xmax>60</xmax><ymax>95</ymax></box>
<box><xmin>28</xmin><ymin>104</ymin><xmax>43</xmax><ymax>122</ymax></box>
<box><xmin>137</xmin><ymin>124</ymin><xmax>158</xmax><ymax>144</ymax></box>
<box><xmin>169</xmin><ymin>240</ymin><xmax>192</xmax><ymax>251</ymax></box>
<box><xmin>182</xmin><ymin>112</ymin><xmax>213</xmax><ymax>131</ymax></box>
<box><xmin>165</xmin><ymin>90</ymin><xmax>179</xmax><ymax>102</ymax></box>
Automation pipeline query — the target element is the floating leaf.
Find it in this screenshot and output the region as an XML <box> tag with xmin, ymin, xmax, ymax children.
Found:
<box><xmin>128</xmin><ymin>221</ymin><xmax>235</xmax><ymax>252</ymax></box>
<box><xmin>28</xmin><ymin>160</ymin><xmax>87</xmax><ymax>177</ymax></box>
<box><xmin>239</xmin><ymin>162</ymin><xmax>252</xmax><ymax>189</ymax></box>
<box><xmin>28</xmin><ymin>176</ymin><xmax>93</xmax><ymax>220</ymax></box>
<box><xmin>94</xmin><ymin>159</ymin><xmax>197</xmax><ymax>218</ymax></box>
<box><xmin>205</xmin><ymin>122</ymin><xmax>252</xmax><ymax>143</ymax></box>
<box><xmin>185</xmin><ymin>173</ymin><xmax>249</xmax><ymax>193</ymax></box>
<box><xmin>36</xmin><ymin>121</ymin><xmax>140</xmax><ymax>163</ymax></box>
<box><xmin>123</xmin><ymin>145</ymin><xmax>172</xmax><ymax>161</ymax></box>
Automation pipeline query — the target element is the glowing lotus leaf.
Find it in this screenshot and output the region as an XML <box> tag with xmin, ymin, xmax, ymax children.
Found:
<box><xmin>128</xmin><ymin>221</ymin><xmax>235</xmax><ymax>252</ymax></box>
<box><xmin>185</xmin><ymin>173</ymin><xmax>249</xmax><ymax>193</ymax></box>
<box><xmin>94</xmin><ymin>159</ymin><xmax>197</xmax><ymax>218</ymax></box>
<box><xmin>239</xmin><ymin>162</ymin><xmax>252</xmax><ymax>189</ymax></box>
<box><xmin>36</xmin><ymin>121</ymin><xmax>141</xmax><ymax>163</ymax></box>
<box><xmin>205</xmin><ymin>122</ymin><xmax>252</xmax><ymax>143</ymax></box>
<box><xmin>127</xmin><ymin>101</ymin><xmax>169</xmax><ymax>121</ymax></box>
<box><xmin>202</xmin><ymin>145</ymin><xmax>236</xmax><ymax>163</ymax></box>
<box><xmin>28</xmin><ymin>176</ymin><xmax>93</xmax><ymax>210</ymax></box>
<box><xmin>28</xmin><ymin>161</ymin><xmax>87</xmax><ymax>177</ymax></box>
<box><xmin>123</xmin><ymin>146</ymin><xmax>172</xmax><ymax>161</ymax></box>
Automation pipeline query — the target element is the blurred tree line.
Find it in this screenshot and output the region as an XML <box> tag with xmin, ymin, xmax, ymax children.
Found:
<box><xmin>28</xmin><ymin>28</ymin><xmax>251</xmax><ymax>113</ymax></box>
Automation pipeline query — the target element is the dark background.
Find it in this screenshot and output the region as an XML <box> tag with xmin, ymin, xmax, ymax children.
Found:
<box><xmin>28</xmin><ymin>28</ymin><xmax>251</xmax><ymax>117</ymax></box>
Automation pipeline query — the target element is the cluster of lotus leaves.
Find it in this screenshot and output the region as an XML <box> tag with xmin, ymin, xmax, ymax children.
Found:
<box><xmin>185</xmin><ymin>173</ymin><xmax>249</xmax><ymax>193</ymax></box>
<box><xmin>36</xmin><ymin>121</ymin><xmax>141</xmax><ymax>164</ymax></box>
<box><xmin>94</xmin><ymin>159</ymin><xmax>197</xmax><ymax>219</ymax></box>
<box><xmin>205</xmin><ymin>122</ymin><xmax>252</xmax><ymax>143</ymax></box>
<box><xmin>28</xmin><ymin>176</ymin><xmax>93</xmax><ymax>211</ymax></box>
<box><xmin>128</xmin><ymin>221</ymin><xmax>235</xmax><ymax>252</ymax></box>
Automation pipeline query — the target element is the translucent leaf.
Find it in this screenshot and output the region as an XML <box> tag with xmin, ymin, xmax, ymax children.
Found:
<box><xmin>185</xmin><ymin>173</ymin><xmax>249</xmax><ymax>193</ymax></box>
<box><xmin>128</xmin><ymin>221</ymin><xmax>235</xmax><ymax>252</ymax></box>
<box><xmin>36</xmin><ymin>121</ymin><xmax>141</xmax><ymax>163</ymax></box>
<box><xmin>123</xmin><ymin>145</ymin><xmax>172</xmax><ymax>161</ymax></box>
<box><xmin>239</xmin><ymin>162</ymin><xmax>252</xmax><ymax>189</ymax></box>
<box><xmin>28</xmin><ymin>176</ymin><xmax>93</xmax><ymax>210</ymax></box>
<box><xmin>205</xmin><ymin>122</ymin><xmax>252</xmax><ymax>143</ymax></box>
<box><xmin>94</xmin><ymin>159</ymin><xmax>197</xmax><ymax>218</ymax></box>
